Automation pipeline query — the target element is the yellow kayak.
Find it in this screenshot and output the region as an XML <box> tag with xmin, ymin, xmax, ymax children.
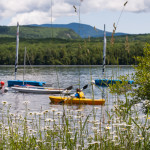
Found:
<box><xmin>49</xmin><ymin>96</ymin><xmax>105</xmax><ymax>105</ymax></box>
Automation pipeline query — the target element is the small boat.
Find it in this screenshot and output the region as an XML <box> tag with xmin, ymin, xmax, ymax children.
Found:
<box><xmin>49</xmin><ymin>96</ymin><xmax>105</xmax><ymax>105</ymax></box>
<box><xmin>95</xmin><ymin>79</ymin><xmax>134</xmax><ymax>86</ymax></box>
<box><xmin>7</xmin><ymin>23</ymin><xmax>46</xmax><ymax>87</ymax></box>
<box><xmin>95</xmin><ymin>25</ymin><xmax>134</xmax><ymax>86</ymax></box>
<box><xmin>8</xmin><ymin>80</ymin><xmax>46</xmax><ymax>87</ymax></box>
<box><xmin>11</xmin><ymin>85</ymin><xmax>72</xmax><ymax>94</ymax></box>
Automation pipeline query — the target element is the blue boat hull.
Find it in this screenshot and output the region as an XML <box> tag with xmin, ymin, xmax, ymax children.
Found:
<box><xmin>7</xmin><ymin>80</ymin><xmax>46</xmax><ymax>87</ymax></box>
<box><xmin>95</xmin><ymin>79</ymin><xmax>134</xmax><ymax>86</ymax></box>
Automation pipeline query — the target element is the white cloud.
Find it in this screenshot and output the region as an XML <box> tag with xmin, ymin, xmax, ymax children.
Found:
<box><xmin>10</xmin><ymin>11</ymin><xmax>53</xmax><ymax>25</ymax></box>
<box><xmin>0</xmin><ymin>0</ymin><xmax>149</xmax><ymax>25</ymax></box>
<box><xmin>52</xmin><ymin>2</ymin><xmax>74</xmax><ymax>17</ymax></box>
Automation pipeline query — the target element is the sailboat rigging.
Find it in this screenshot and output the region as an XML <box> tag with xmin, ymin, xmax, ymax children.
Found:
<box><xmin>15</xmin><ymin>22</ymin><xmax>19</xmax><ymax>80</ymax></box>
<box><xmin>23</xmin><ymin>47</ymin><xmax>26</xmax><ymax>85</ymax></box>
<box><xmin>7</xmin><ymin>22</ymin><xmax>46</xmax><ymax>87</ymax></box>
<box><xmin>95</xmin><ymin>24</ymin><xmax>134</xmax><ymax>86</ymax></box>
<box><xmin>102</xmin><ymin>24</ymin><xmax>106</xmax><ymax>76</ymax></box>
<box><xmin>8</xmin><ymin>23</ymin><xmax>72</xmax><ymax>94</ymax></box>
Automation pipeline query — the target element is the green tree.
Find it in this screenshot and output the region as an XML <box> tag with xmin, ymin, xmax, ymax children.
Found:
<box><xmin>133</xmin><ymin>43</ymin><xmax>150</xmax><ymax>101</ymax></box>
<box><xmin>109</xmin><ymin>43</ymin><xmax>150</xmax><ymax>114</ymax></box>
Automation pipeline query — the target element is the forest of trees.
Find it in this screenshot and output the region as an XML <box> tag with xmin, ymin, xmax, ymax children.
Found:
<box><xmin>0</xmin><ymin>34</ymin><xmax>149</xmax><ymax>65</ymax></box>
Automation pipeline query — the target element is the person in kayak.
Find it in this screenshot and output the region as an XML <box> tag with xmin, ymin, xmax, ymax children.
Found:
<box><xmin>75</xmin><ymin>88</ymin><xmax>85</xmax><ymax>98</ymax></box>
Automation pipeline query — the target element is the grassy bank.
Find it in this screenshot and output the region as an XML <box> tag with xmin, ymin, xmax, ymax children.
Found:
<box><xmin>0</xmin><ymin>96</ymin><xmax>149</xmax><ymax>150</ymax></box>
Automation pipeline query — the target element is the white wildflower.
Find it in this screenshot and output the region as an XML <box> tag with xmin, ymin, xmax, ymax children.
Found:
<box><xmin>23</xmin><ymin>101</ymin><xmax>30</xmax><ymax>104</ymax></box>
<box><xmin>2</xmin><ymin>101</ymin><xmax>8</xmax><ymax>105</ymax></box>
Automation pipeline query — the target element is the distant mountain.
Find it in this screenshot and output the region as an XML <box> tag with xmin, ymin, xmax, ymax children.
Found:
<box><xmin>30</xmin><ymin>23</ymin><xmax>127</xmax><ymax>38</ymax></box>
<box><xmin>0</xmin><ymin>23</ymin><xmax>127</xmax><ymax>39</ymax></box>
<box><xmin>0</xmin><ymin>25</ymin><xmax>80</xmax><ymax>39</ymax></box>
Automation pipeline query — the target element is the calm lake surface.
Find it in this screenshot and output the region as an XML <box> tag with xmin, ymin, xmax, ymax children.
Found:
<box><xmin>0</xmin><ymin>65</ymin><xmax>135</xmax><ymax>115</ymax></box>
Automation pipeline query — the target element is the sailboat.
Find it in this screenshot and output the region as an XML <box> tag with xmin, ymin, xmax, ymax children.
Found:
<box><xmin>7</xmin><ymin>22</ymin><xmax>46</xmax><ymax>87</ymax></box>
<box><xmin>10</xmin><ymin>47</ymin><xmax>72</xmax><ymax>94</ymax></box>
<box><xmin>95</xmin><ymin>24</ymin><xmax>134</xmax><ymax>86</ymax></box>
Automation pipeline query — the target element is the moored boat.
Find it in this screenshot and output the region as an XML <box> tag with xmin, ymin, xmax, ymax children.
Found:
<box><xmin>49</xmin><ymin>96</ymin><xmax>105</xmax><ymax>105</ymax></box>
<box><xmin>94</xmin><ymin>25</ymin><xmax>134</xmax><ymax>86</ymax></box>
<box><xmin>8</xmin><ymin>80</ymin><xmax>46</xmax><ymax>87</ymax></box>
<box><xmin>95</xmin><ymin>79</ymin><xmax>134</xmax><ymax>86</ymax></box>
<box><xmin>7</xmin><ymin>23</ymin><xmax>46</xmax><ymax>87</ymax></box>
<box><xmin>11</xmin><ymin>85</ymin><xmax>72</xmax><ymax>94</ymax></box>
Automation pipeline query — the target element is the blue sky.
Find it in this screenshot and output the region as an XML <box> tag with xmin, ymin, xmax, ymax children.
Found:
<box><xmin>0</xmin><ymin>0</ymin><xmax>150</xmax><ymax>34</ymax></box>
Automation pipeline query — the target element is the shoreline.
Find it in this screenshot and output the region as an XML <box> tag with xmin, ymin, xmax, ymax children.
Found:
<box><xmin>0</xmin><ymin>65</ymin><xmax>136</xmax><ymax>68</ymax></box>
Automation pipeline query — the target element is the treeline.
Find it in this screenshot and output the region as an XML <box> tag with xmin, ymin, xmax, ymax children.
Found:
<box><xmin>0</xmin><ymin>35</ymin><xmax>149</xmax><ymax>65</ymax></box>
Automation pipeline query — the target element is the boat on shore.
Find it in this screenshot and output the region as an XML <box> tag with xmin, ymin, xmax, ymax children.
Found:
<box><xmin>49</xmin><ymin>96</ymin><xmax>105</xmax><ymax>105</ymax></box>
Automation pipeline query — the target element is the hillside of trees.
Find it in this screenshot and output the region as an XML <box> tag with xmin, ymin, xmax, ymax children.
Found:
<box><xmin>0</xmin><ymin>26</ymin><xmax>79</xmax><ymax>39</ymax></box>
<box><xmin>0</xmin><ymin>34</ymin><xmax>150</xmax><ymax>65</ymax></box>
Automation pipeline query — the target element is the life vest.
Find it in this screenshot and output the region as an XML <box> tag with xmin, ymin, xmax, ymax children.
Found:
<box><xmin>77</xmin><ymin>91</ymin><xmax>85</xmax><ymax>98</ymax></box>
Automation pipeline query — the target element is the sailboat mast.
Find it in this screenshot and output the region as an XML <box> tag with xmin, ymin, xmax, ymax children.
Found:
<box><xmin>15</xmin><ymin>22</ymin><xmax>19</xmax><ymax>80</ymax></box>
<box><xmin>23</xmin><ymin>47</ymin><xmax>26</xmax><ymax>85</ymax></box>
<box><xmin>102</xmin><ymin>24</ymin><xmax>106</xmax><ymax>76</ymax></box>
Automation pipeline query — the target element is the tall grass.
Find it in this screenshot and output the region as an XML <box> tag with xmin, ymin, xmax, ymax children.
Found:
<box><xmin>0</xmin><ymin>94</ymin><xmax>149</xmax><ymax>150</ymax></box>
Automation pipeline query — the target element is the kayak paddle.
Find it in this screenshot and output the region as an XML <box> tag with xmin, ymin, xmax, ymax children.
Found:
<box><xmin>64</xmin><ymin>85</ymin><xmax>73</xmax><ymax>91</ymax></box>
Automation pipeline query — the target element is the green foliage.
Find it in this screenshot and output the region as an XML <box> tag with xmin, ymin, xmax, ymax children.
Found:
<box><xmin>0</xmin><ymin>34</ymin><xmax>150</xmax><ymax>65</ymax></box>
<box><xmin>109</xmin><ymin>43</ymin><xmax>150</xmax><ymax>114</ymax></box>
<box><xmin>133</xmin><ymin>43</ymin><xmax>150</xmax><ymax>100</ymax></box>
<box><xmin>0</xmin><ymin>26</ymin><xmax>80</xmax><ymax>39</ymax></box>
<box><xmin>109</xmin><ymin>75</ymin><xmax>133</xmax><ymax>95</ymax></box>
<box><xmin>1</xmin><ymin>99</ymin><xmax>150</xmax><ymax>150</ymax></box>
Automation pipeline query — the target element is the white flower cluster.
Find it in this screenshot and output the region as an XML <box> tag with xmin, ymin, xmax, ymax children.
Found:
<box><xmin>143</xmin><ymin>100</ymin><xmax>150</xmax><ymax>108</ymax></box>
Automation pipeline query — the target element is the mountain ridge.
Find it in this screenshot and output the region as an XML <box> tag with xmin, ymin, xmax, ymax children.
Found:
<box><xmin>0</xmin><ymin>22</ymin><xmax>129</xmax><ymax>39</ymax></box>
<box><xmin>29</xmin><ymin>22</ymin><xmax>128</xmax><ymax>38</ymax></box>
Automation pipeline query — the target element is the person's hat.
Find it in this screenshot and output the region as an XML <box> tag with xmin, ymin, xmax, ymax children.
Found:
<box><xmin>76</xmin><ymin>88</ymin><xmax>81</xmax><ymax>92</ymax></box>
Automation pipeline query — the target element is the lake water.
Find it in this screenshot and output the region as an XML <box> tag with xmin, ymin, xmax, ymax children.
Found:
<box><xmin>0</xmin><ymin>65</ymin><xmax>135</xmax><ymax>115</ymax></box>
